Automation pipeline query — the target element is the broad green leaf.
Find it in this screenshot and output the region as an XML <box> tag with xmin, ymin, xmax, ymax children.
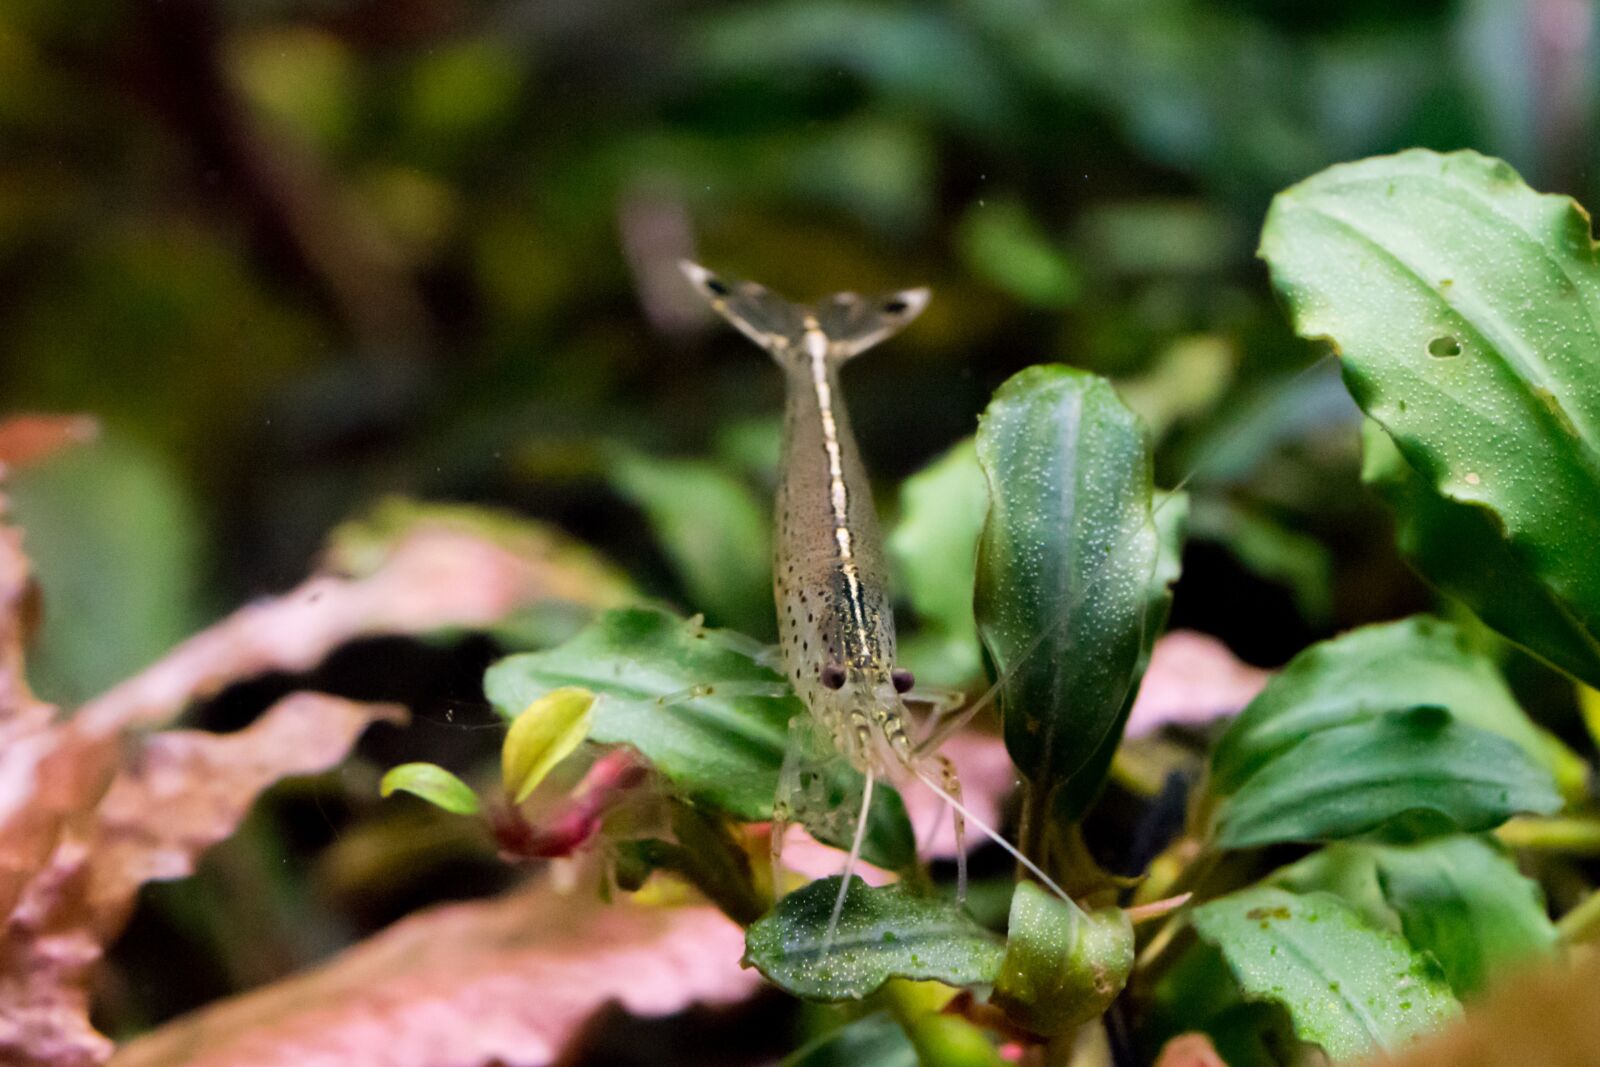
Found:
<box><xmin>1272</xmin><ymin>837</ymin><xmax>1560</xmax><ymax>997</ymax></box>
<box><xmin>1191</xmin><ymin>887</ymin><xmax>1460</xmax><ymax>1062</ymax></box>
<box><xmin>609</xmin><ymin>450</ymin><xmax>773</xmax><ymax>638</ymax></box>
<box><xmin>1361</xmin><ymin>421</ymin><xmax>1600</xmax><ymax>693</ymax></box>
<box><xmin>1210</xmin><ymin>616</ymin><xmax>1583</xmax><ymax>799</ymax></box>
<box><xmin>974</xmin><ymin>365</ymin><xmax>1161</xmax><ymax>819</ymax></box>
<box><xmin>991</xmin><ymin>882</ymin><xmax>1133</xmax><ymax>1035</ymax></box>
<box><xmin>483</xmin><ymin>608</ymin><xmax>914</xmax><ymax>869</ymax></box>
<box><xmin>1260</xmin><ymin>149</ymin><xmax>1600</xmax><ymax>688</ymax></box>
<box><xmin>501</xmin><ymin>687</ymin><xmax>595</xmax><ymax>803</ymax></box>
<box><xmin>1213</xmin><ymin>705</ymin><xmax>1561</xmax><ymax>849</ymax></box>
<box><xmin>1370</xmin><ymin>836</ymin><xmax>1559</xmax><ymax>996</ymax></box>
<box><xmin>887</xmin><ymin>437</ymin><xmax>986</xmax><ymax>687</ymax></box>
<box><xmin>380</xmin><ymin>763</ymin><xmax>481</xmax><ymax>816</ymax></box>
<box><xmin>743</xmin><ymin>878</ymin><xmax>1004</xmax><ymax>1001</ymax></box>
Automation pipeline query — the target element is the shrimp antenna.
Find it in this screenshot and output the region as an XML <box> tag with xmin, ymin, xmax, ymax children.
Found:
<box><xmin>907</xmin><ymin>762</ymin><xmax>1074</xmax><ymax>904</ymax></box>
<box><xmin>915</xmin><ymin>351</ymin><xmax>1338</xmax><ymax>760</ymax></box>
<box><xmin>822</xmin><ymin>768</ymin><xmax>875</xmax><ymax>951</ymax></box>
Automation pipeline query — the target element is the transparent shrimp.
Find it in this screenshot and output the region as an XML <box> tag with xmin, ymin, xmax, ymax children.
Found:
<box><xmin>682</xmin><ymin>262</ymin><xmax>1073</xmax><ymax>946</ymax></box>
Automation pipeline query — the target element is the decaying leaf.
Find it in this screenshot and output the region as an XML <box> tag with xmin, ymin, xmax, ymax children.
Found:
<box><xmin>110</xmin><ymin>883</ymin><xmax>758</xmax><ymax>1067</ymax></box>
<box><xmin>2</xmin><ymin>695</ymin><xmax>404</xmax><ymax>1067</ymax></box>
<box><xmin>1124</xmin><ymin>630</ymin><xmax>1270</xmax><ymax>739</ymax></box>
<box><xmin>80</xmin><ymin>501</ymin><xmax>630</xmax><ymax>735</ymax></box>
<box><xmin>0</xmin><ymin>417</ymin><xmax>99</xmax><ymax>473</ymax></box>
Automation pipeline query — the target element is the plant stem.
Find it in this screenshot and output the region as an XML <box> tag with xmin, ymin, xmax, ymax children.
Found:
<box><xmin>1557</xmin><ymin>886</ymin><xmax>1600</xmax><ymax>944</ymax></box>
<box><xmin>881</xmin><ymin>980</ymin><xmax>1007</xmax><ymax>1067</ymax></box>
<box><xmin>1498</xmin><ymin>815</ymin><xmax>1600</xmax><ymax>855</ymax></box>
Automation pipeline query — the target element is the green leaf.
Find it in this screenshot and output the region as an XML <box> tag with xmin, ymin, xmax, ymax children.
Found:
<box><xmin>609</xmin><ymin>450</ymin><xmax>773</xmax><ymax>637</ymax></box>
<box><xmin>1272</xmin><ymin>837</ymin><xmax>1560</xmax><ymax>997</ymax></box>
<box><xmin>1210</xmin><ymin>616</ymin><xmax>1582</xmax><ymax>799</ymax></box>
<box><xmin>957</xmin><ymin>199</ymin><xmax>1081</xmax><ymax>309</ymax></box>
<box><xmin>887</xmin><ymin>437</ymin><xmax>986</xmax><ymax>687</ymax></box>
<box><xmin>501</xmin><ymin>686</ymin><xmax>595</xmax><ymax>803</ymax></box>
<box><xmin>7</xmin><ymin>438</ymin><xmax>205</xmax><ymax>706</ymax></box>
<box><xmin>1212</xmin><ymin>705</ymin><xmax>1561</xmax><ymax>849</ymax></box>
<box><xmin>1369</xmin><ymin>836</ymin><xmax>1559</xmax><ymax>997</ymax></box>
<box><xmin>482</xmin><ymin>608</ymin><xmax>914</xmax><ymax>869</ymax></box>
<box><xmin>991</xmin><ymin>882</ymin><xmax>1133</xmax><ymax>1035</ymax></box>
<box><xmin>974</xmin><ymin>365</ymin><xmax>1163</xmax><ymax>819</ymax></box>
<box><xmin>380</xmin><ymin>763</ymin><xmax>481</xmax><ymax>816</ymax></box>
<box><xmin>1190</xmin><ymin>886</ymin><xmax>1460</xmax><ymax>1062</ymax></box>
<box><xmin>743</xmin><ymin>878</ymin><xmax>1004</xmax><ymax>1001</ymax></box>
<box><xmin>1259</xmin><ymin>149</ymin><xmax>1600</xmax><ymax>689</ymax></box>
<box><xmin>1361</xmin><ymin>421</ymin><xmax>1600</xmax><ymax>694</ymax></box>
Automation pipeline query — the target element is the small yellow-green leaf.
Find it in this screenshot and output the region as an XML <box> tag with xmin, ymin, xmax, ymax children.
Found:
<box><xmin>502</xmin><ymin>686</ymin><xmax>596</xmax><ymax>803</ymax></box>
<box><xmin>380</xmin><ymin>762</ymin><xmax>481</xmax><ymax>815</ymax></box>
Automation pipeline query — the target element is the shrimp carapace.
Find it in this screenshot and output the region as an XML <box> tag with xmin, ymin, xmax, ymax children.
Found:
<box><xmin>682</xmin><ymin>261</ymin><xmax>1073</xmax><ymax>946</ymax></box>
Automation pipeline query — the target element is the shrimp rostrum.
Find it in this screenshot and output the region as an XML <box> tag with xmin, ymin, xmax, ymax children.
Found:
<box><xmin>681</xmin><ymin>262</ymin><xmax>1068</xmax><ymax>943</ymax></box>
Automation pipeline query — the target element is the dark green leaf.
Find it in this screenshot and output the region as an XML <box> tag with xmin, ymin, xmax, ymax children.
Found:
<box><xmin>380</xmin><ymin>762</ymin><xmax>481</xmax><ymax>816</ymax></box>
<box><xmin>1213</xmin><ymin>705</ymin><xmax>1561</xmax><ymax>849</ymax></box>
<box><xmin>887</xmin><ymin>437</ymin><xmax>986</xmax><ymax>687</ymax></box>
<box><xmin>1210</xmin><ymin>616</ymin><xmax>1584</xmax><ymax>799</ymax></box>
<box><xmin>609</xmin><ymin>449</ymin><xmax>773</xmax><ymax>637</ymax></box>
<box><xmin>743</xmin><ymin>877</ymin><xmax>1004</xmax><ymax>1001</ymax></box>
<box><xmin>1260</xmin><ymin>149</ymin><xmax>1600</xmax><ymax>688</ymax></box>
<box><xmin>974</xmin><ymin>365</ymin><xmax>1161</xmax><ymax>819</ymax></box>
<box><xmin>1190</xmin><ymin>887</ymin><xmax>1460</xmax><ymax>1061</ymax></box>
<box><xmin>482</xmin><ymin>608</ymin><xmax>914</xmax><ymax>869</ymax></box>
<box><xmin>992</xmin><ymin>882</ymin><xmax>1133</xmax><ymax>1035</ymax></box>
<box><xmin>1361</xmin><ymin>421</ymin><xmax>1600</xmax><ymax>691</ymax></box>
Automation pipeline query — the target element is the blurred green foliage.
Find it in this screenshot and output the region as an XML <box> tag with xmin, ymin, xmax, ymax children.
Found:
<box><xmin>7</xmin><ymin>0</ymin><xmax>1600</xmax><ymax>1058</ymax></box>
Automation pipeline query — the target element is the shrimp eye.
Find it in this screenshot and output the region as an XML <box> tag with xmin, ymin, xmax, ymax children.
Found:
<box><xmin>706</xmin><ymin>277</ymin><xmax>730</xmax><ymax>296</ymax></box>
<box><xmin>891</xmin><ymin>668</ymin><xmax>914</xmax><ymax>693</ymax></box>
<box><xmin>882</xmin><ymin>298</ymin><xmax>909</xmax><ymax>314</ymax></box>
<box><xmin>820</xmin><ymin>662</ymin><xmax>847</xmax><ymax>689</ymax></box>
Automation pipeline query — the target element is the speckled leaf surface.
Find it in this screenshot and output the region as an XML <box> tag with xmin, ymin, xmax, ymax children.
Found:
<box><xmin>974</xmin><ymin>366</ymin><xmax>1161</xmax><ymax>814</ymax></box>
<box><xmin>1260</xmin><ymin>149</ymin><xmax>1600</xmax><ymax>685</ymax></box>
<box><xmin>743</xmin><ymin>877</ymin><xmax>1004</xmax><ymax>1001</ymax></box>
<box><xmin>1191</xmin><ymin>887</ymin><xmax>1459</xmax><ymax>1062</ymax></box>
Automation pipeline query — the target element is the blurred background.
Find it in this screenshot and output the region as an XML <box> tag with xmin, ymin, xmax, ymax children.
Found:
<box><xmin>4</xmin><ymin>0</ymin><xmax>1598</xmax><ymax>1055</ymax></box>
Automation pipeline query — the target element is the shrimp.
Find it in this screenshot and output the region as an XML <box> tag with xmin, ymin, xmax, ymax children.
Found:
<box><xmin>681</xmin><ymin>262</ymin><xmax>1071</xmax><ymax>944</ymax></box>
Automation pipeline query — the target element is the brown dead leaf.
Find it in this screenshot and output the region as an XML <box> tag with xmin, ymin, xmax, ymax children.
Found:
<box><xmin>110</xmin><ymin>883</ymin><xmax>758</xmax><ymax>1067</ymax></box>
<box><xmin>2</xmin><ymin>695</ymin><xmax>403</xmax><ymax>1067</ymax></box>
<box><xmin>80</xmin><ymin>504</ymin><xmax>630</xmax><ymax>735</ymax></box>
<box><xmin>1125</xmin><ymin>630</ymin><xmax>1269</xmax><ymax>740</ymax></box>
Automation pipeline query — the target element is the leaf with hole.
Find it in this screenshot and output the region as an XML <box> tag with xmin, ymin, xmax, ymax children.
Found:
<box><xmin>1260</xmin><ymin>148</ymin><xmax>1600</xmax><ymax>688</ymax></box>
<box><xmin>742</xmin><ymin>877</ymin><xmax>1004</xmax><ymax>1002</ymax></box>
